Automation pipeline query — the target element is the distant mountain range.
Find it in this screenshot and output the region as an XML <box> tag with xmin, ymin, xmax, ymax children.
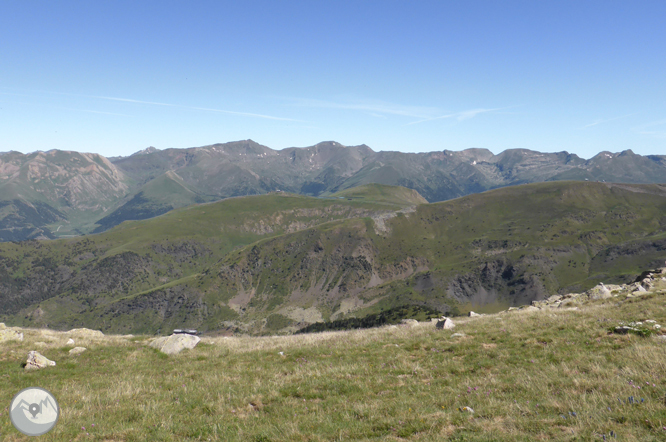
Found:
<box><xmin>1</xmin><ymin>140</ymin><xmax>665</xmax><ymax>241</ymax></box>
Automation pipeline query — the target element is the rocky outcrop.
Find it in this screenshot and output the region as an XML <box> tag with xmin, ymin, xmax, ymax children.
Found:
<box><xmin>523</xmin><ymin>267</ymin><xmax>666</xmax><ymax>312</ymax></box>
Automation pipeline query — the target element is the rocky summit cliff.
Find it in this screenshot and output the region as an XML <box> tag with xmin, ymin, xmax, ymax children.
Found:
<box><xmin>1</xmin><ymin>140</ymin><xmax>666</xmax><ymax>241</ymax></box>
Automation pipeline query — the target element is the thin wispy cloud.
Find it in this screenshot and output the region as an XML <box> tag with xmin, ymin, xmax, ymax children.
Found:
<box><xmin>284</xmin><ymin>97</ymin><xmax>439</xmax><ymax>119</ymax></box>
<box><xmin>93</xmin><ymin>96</ymin><xmax>175</xmax><ymax>107</ymax></box>
<box><xmin>93</xmin><ymin>95</ymin><xmax>302</xmax><ymax>121</ymax></box>
<box><xmin>1</xmin><ymin>88</ymin><xmax>302</xmax><ymax>122</ymax></box>
<box><xmin>61</xmin><ymin>107</ymin><xmax>133</xmax><ymax>117</ymax></box>
<box><xmin>188</xmin><ymin>105</ymin><xmax>301</xmax><ymax>121</ymax></box>
<box><xmin>406</xmin><ymin>107</ymin><xmax>506</xmax><ymax>125</ymax></box>
<box><xmin>632</xmin><ymin>118</ymin><xmax>666</xmax><ymax>139</ymax></box>
<box><xmin>0</xmin><ymin>99</ymin><xmax>132</xmax><ymax>117</ymax></box>
<box><xmin>581</xmin><ymin>113</ymin><xmax>634</xmax><ymax>129</ymax></box>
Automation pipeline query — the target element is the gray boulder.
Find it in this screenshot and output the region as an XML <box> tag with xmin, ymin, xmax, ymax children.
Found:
<box><xmin>25</xmin><ymin>351</ymin><xmax>56</xmax><ymax>370</ymax></box>
<box><xmin>150</xmin><ymin>334</ymin><xmax>201</xmax><ymax>355</ymax></box>
<box><xmin>468</xmin><ymin>311</ymin><xmax>483</xmax><ymax>317</ymax></box>
<box><xmin>401</xmin><ymin>319</ymin><xmax>419</xmax><ymax>327</ymax></box>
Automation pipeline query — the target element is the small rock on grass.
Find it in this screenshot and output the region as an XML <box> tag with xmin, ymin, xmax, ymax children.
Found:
<box><xmin>149</xmin><ymin>334</ymin><xmax>200</xmax><ymax>355</ymax></box>
<box><xmin>67</xmin><ymin>338</ymin><xmax>75</xmax><ymax>345</ymax></box>
<box><xmin>25</xmin><ymin>351</ymin><xmax>56</xmax><ymax>370</ymax></box>
<box><xmin>69</xmin><ymin>347</ymin><xmax>87</xmax><ymax>355</ymax></box>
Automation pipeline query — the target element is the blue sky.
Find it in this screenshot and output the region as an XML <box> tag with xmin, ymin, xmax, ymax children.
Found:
<box><xmin>1</xmin><ymin>1</ymin><xmax>664</xmax><ymax>159</ymax></box>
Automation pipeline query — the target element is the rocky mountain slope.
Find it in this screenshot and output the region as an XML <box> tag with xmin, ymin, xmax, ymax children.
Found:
<box><xmin>2</xmin><ymin>140</ymin><xmax>666</xmax><ymax>241</ymax></box>
<box><xmin>1</xmin><ymin>182</ymin><xmax>666</xmax><ymax>335</ymax></box>
<box><xmin>0</xmin><ymin>150</ymin><xmax>130</xmax><ymax>240</ymax></box>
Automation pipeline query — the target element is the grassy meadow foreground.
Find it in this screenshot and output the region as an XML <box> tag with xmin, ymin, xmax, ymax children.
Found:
<box><xmin>2</xmin><ymin>287</ymin><xmax>666</xmax><ymax>441</ymax></box>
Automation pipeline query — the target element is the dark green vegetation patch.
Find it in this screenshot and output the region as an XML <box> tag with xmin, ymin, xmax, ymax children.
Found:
<box><xmin>296</xmin><ymin>305</ymin><xmax>442</xmax><ymax>334</ymax></box>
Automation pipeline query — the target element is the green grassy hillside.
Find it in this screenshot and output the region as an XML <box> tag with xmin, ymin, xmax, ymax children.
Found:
<box><xmin>3</xmin><ymin>181</ymin><xmax>666</xmax><ymax>336</ymax></box>
<box><xmin>327</xmin><ymin>183</ymin><xmax>429</xmax><ymax>206</ymax></box>
<box><xmin>0</xmin><ymin>188</ymin><xmax>407</xmax><ymax>332</ymax></box>
<box><xmin>1</xmin><ymin>284</ymin><xmax>665</xmax><ymax>441</ymax></box>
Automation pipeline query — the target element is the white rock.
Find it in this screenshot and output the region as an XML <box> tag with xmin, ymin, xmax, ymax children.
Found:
<box><xmin>67</xmin><ymin>338</ymin><xmax>75</xmax><ymax>345</ymax></box>
<box><xmin>654</xmin><ymin>324</ymin><xmax>661</xmax><ymax>330</ymax></box>
<box><xmin>25</xmin><ymin>351</ymin><xmax>56</xmax><ymax>370</ymax></box>
<box><xmin>435</xmin><ymin>318</ymin><xmax>455</xmax><ymax>330</ymax></box>
<box><xmin>587</xmin><ymin>284</ymin><xmax>612</xmax><ymax>300</ymax></box>
<box><xmin>645</xmin><ymin>320</ymin><xmax>657</xmax><ymax>324</ymax></box>
<box><xmin>149</xmin><ymin>334</ymin><xmax>200</xmax><ymax>355</ymax></box>
<box><xmin>469</xmin><ymin>311</ymin><xmax>483</xmax><ymax>317</ymax></box>
<box><xmin>401</xmin><ymin>319</ymin><xmax>419</xmax><ymax>327</ymax></box>
<box><xmin>69</xmin><ymin>347</ymin><xmax>87</xmax><ymax>355</ymax></box>
<box><xmin>451</xmin><ymin>333</ymin><xmax>466</xmax><ymax>338</ymax></box>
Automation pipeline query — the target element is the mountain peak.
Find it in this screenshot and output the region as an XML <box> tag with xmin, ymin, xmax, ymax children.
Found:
<box><xmin>131</xmin><ymin>146</ymin><xmax>160</xmax><ymax>156</ymax></box>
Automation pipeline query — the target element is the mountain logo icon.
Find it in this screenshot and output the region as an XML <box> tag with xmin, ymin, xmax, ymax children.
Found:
<box><xmin>9</xmin><ymin>387</ymin><xmax>60</xmax><ymax>436</ymax></box>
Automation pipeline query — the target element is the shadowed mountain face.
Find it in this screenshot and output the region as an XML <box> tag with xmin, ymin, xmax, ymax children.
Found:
<box><xmin>2</xmin><ymin>182</ymin><xmax>666</xmax><ymax>335</ymax></box>
<box><xmin>1</xmin><ymin>140</ymin><xmax>666</xmax><ymax>241</ymax></box>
